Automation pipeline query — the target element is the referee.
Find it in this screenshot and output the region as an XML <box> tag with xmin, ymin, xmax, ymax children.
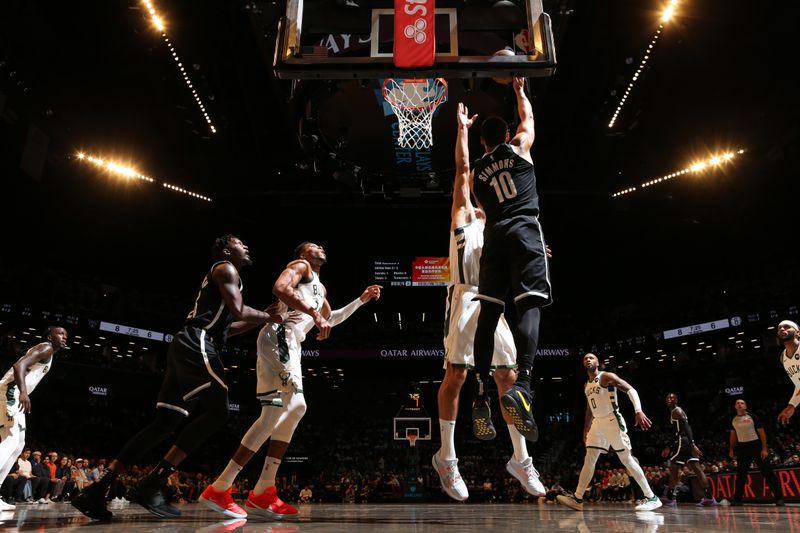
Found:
<box><xmin>729</xmin><ymin>399</ymin><xmax>784</xmax><ymax>506</ymax></box>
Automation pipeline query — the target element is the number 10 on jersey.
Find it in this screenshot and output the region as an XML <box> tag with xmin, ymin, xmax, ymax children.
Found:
<box><xmin>489</xmin><ymin>172</ymin><xmax>518</xmax><ymax>203</ymax></box>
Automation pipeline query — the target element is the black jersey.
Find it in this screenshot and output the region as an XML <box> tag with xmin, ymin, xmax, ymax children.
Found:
<box><xmin>471</xmin><ymin>144</ymin><xmax>538</xmax><ymax>224</ymax></box>
<box><xmin>176</xmin><ymin>260</ymin><xmax>241</xmax><ymax>351</ymax></box>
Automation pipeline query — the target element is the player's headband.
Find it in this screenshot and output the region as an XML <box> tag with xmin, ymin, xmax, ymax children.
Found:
<box><xmin>779</xmin><ymin>320</ymin><xmax>800</xmax><ymax>331</ymax></box>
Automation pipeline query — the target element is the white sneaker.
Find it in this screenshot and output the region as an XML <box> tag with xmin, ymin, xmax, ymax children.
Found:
<box><xmin>635</xmin><ymin>495</ymin><xmax>663</xmax><ymax>511</ymax></box>
<box><xmin>44</xmin><ymin>497</ymin><xmax>53</xmax><ymax>504</ymax></box>
<box><xmin>506</xmin><ymin>457</ymin><xmax>546</xmax><ymax>496</ymax></box>
<box><xmin>121</xmin><ymin>496</ymin><xmax>130</xmax><ymax>507</ymax></box>
<box><xmin>37</xmin><ymin>498</ymin><xmax>46</xmax><ymax>504</ymax></box>
<box><xmin>431</xmin><ymin>451</ymin><xmax>469</xmax><ymax>501</ymax></box>
<box><xmin>0</xmin><ymin>497</ymin><xmax>15</xmax><ymax>511</ymax></box>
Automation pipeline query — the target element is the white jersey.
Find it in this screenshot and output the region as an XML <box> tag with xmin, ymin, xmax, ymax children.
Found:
<box><xmin>0</xmin><ymin>343</ymin><xmax>53</xmax><ymax>409</ymax></box>
<box><xmin>781</xmin><ymin>343</ymin><xmax>800</xmax><ymax>406</ymax></box>
<box><xmin>449</xmin><ymin>220</ymin><xmax>484</xmax><ymax>288</ymax></box>
<box><xmin>269</xmin><ymin>270</ymin><xmax>325</xmax><ymax>344</ymax></box>
<box><xmin>585</xmin><ymin>371</ymin><xmax>621</xmax><ymax>419</ymax></box>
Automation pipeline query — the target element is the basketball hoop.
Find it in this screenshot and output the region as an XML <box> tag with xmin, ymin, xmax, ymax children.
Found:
<box><xmin>407</xmin><ymin>434</ymin><xmax>418</xmax><ymax>447</ymax></box>
<box><xmin>383</xmin><ymin>78</ymin><xmax>447</xmax><ymax>150</ymax></box>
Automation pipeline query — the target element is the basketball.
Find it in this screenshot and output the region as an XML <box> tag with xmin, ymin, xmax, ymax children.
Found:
<box><xmin>492</xmin><ymin>48</ymin><xmax>515</xmax><ymax>85</ymax></box>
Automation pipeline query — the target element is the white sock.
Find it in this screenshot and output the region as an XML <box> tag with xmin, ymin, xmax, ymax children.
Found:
<box><xmin>439</xmin><ymin>419</ymin><xmax>457</xmax><ymax>460</ymax></box>
<box><xmin>253</xmin><ymin>457</ymin><xmax>281</xmax><ymax>495</ymax></box>
<box><xmin>507</xmin><ymin>424</ymin><xmax>529</xmax><ymax>463</ymax></box>
<box><xmin>211</xmin><ymin>459</ymin><xmax>243</xmax><ymax>491</ymax></box>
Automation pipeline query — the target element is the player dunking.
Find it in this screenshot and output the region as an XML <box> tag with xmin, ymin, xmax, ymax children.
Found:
<box><xmin>469</xmin><ymin>77</ymin><xmax>551</xmax><ymax>442</ymax></box>
<box><xmin>777</xmin><ymin>320</ymin><xmax>800</xmax><ymax>425</ymax></box>
<box><xmin>199</xmin><ymin>242</ymin><xmax>381</xmax><ymax>520</ymax></box>
<box><xmin>661</xmin><ymin>393</ymin><xmax>715</xmax><ymax>506</ymax></box>
<box><xmin>557</xmin><ymin>353</ymin><xmax>662</xmax><ymax>511</ymax></box>
<box><xmin>0</xmin><ymin>327</ymin><xmax>68</xmax><ymax>512</ymax></box>
<box><xmin>73</xmin><ymin>235</ymin><xmax>296</xmax><ymax>520</ymax></box>
<box><xmin>431</xmin><ymin>103</ymin><xmax>545</xmax><ymax>502</ymax></box>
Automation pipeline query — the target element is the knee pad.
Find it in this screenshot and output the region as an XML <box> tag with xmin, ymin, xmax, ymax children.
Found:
<box><xmin>271</xmin><ymin>394</ymin><xmax>307</xmax><ymax>442</ymax></box>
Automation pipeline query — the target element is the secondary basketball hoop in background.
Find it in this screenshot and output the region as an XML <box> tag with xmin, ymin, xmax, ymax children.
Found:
<box><xmin>383</xmin><ymin>78</ymin><xmax>447</xmax><ymax>149</ymax></box>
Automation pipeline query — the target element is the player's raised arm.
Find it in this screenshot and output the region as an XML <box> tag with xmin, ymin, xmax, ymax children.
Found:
<box><xmin>509</xmin><ymin>77</ymin><xmax>534</xmax><ymax>155</ymax></box>
<box><xmin>327</xmin><ymin>285</ymin><xmax>382</xmax><ymax>327</ymax></box>
<box><xmin>452</xmin><ymin>103</ymin><xmax>478</xmax><ymax>230</ymax></box>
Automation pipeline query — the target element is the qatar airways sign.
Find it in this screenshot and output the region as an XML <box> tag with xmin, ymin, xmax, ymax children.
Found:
<box><xmin>297</xmin><ymin>347</ymin><xmax>573</xmax><ymax>359</ymax></box>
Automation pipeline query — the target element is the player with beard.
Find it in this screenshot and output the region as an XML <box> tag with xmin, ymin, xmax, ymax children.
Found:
<box><xmin>557</xmin><ymin>353</ymin><xmax>662</xmax><ymax>512</ymax></box>
<box><xmin>777</xmin><ymin>320</ymin><xmax>800</xmax><ymax>425</ymax></box>
<box><xmin>199</xmin><ymin>242</ymin><xmax>381</xmax><ymax>520</ymax></box>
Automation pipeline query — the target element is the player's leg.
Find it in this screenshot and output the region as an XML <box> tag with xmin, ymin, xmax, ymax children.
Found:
<box><xmin>502</xmin><ymin>217</ymin><xmax>550</xmax><ymax>441</ymax></box>
<box><xmin>433</xmin><ymin>362</ymin><xmax>470</xmax><ymax>501</ymax></box>
<box><xmin>495</xmin><ymin>366</ymin><xmax>545</xmax><ymax>497</ymax></box>
<box><xmin>72</xmin><ymin>345</ymin><xmax>194</xmax><ymax>520</ymax></box>
<box><xmin>245</xmin><ymin>391</ymin><xmax>306</xmax><ymax>520</ymax></box>
<box><xmin>665</xmin><ymin>462</ymin><xmax>680</xmax><ymax>506</ymax></box>
<box><xmin>557</xmin><ymin>447</ymin><xmax>603</xmax><ymax>510</ymax></box>
<box><xmin>617</xmin><ymin>448</ymin><xmax>661</xmax><ymax>511</ymax></box>
<box><xmin>472</xmin><ymin>229</ymin><xmax>508</xmax><ymax>440</ymax></box>
<box><xmin>0</xmin><ymin>420</ymin><xmax>23</xmax><ymax>511</ymax></box>
<box><xmin>689</xmin><ymin>460</ymin><xmax>716</xmax><ymax>505</ymax></box>
<box><xmin>202</xmin><ymin>344</ymin><xmax>294</xmax><ymax>517</ymax></box>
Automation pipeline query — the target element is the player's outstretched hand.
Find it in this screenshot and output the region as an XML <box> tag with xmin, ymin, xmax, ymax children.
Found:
<box><xmin>634</xmin><ymin>411</ymin><xmax>652</xmax><ymax>430</ymax></box>
<box><xmin>360</xmin><ymin>285</ymin><xmax>383</xmax><ymax>304</ymax></box>
<box><xmin>456</xmin><ymin>103</ymin><xmax>477</xmax><ymax>129</ymax></box>
<box><xmin>778</xmin><ymin>405</ymin><xmax>795</xmax><ymax>425</ymax></box>
<box><xmin>513</xmin><ymin>77</ymin><xmax>526</xmax><ymax>93</ymax></box>
<box><xmin>545</xmin><ymin>245</ymin><xmax>553</xmax><ymax>259</ymax></box>
<box><xmin>661</xmin><ymin>447</ymin><xmax>670</xmax><ymax>458</ymax></box>
<box><xmin>692</xmin><ymin>444</ymin><xmax>702</xmax><ymax>457</ymax></box>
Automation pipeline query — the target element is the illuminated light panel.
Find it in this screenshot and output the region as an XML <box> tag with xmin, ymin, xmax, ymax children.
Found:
<box><xmin>612</xmin><ymin>149</ymin><xmax>745</xmax><ymax>198</ymax></box>
<box><xmin>76</xmin><ymin>151</ymin><xmax>212</xmax><ymax>202</ymax></box>
<box><xmin>608</xmin><ymin>0</ymin><xmax>679</xmax><ymax>128</ymax></box>
<box><xmin>140</xmin><ymin>0</ymin><xmax>217</xmax><ymax>134</ymax></box>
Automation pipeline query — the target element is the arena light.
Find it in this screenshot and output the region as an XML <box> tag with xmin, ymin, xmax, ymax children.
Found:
<box><xmin>140</xmin><ymin>0</ymin><xmax>217</xmax><ymax>134</ymax></box>
<box><xmin>608</xmin><ymin>0</ymin><xmax>679</xmax><ymax>128</ymax></box>
<box><xmin>612</xmin><ymin>148</ymin><xmax>745</xmax><ymax>198</ymax></box>
<box><xmin>76</xmin><ymin>151</ymin><xmax>212</xmax><ymax>202</ymax></box>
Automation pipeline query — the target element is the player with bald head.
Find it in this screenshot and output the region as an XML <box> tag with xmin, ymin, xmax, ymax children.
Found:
<box><xmin>557</xmin><ymin>353</ymin><xmax>662</xmax><ymax>512</ymax></box>
<box><xmin>777</xmin><ymin>320</ymin><xmax>800</xmax><ymax>425</ymax></box>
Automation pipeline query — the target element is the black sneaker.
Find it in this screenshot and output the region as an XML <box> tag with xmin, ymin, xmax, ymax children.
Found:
<box><xmin>71</xmin><ymin>484</ymin><xmax>112</xmax><ymax>520</ymax></box>
<box><xmin>471</xmin><ymin>394</ymin><xmax>497</xmax><ymax>440</ymax></box>
<box><xmin>135</xmin><ymin>476</ymin><xmax>181</xmax><ymax>518</ymax></box>
<box><xmin>500</xmin><ymin>383</ymin><xmax>538</xmax><ymax>442</ymax></box>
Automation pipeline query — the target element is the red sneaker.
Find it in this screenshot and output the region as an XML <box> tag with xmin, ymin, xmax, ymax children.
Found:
<box><xmin>198</xmin><ymin>485</ymin><xmax>247</xmax><ymax>519</ymax></box>
<box><xmin>244</xmin><ymin>486</ymin><xmax>299</xmax><ymax>520</ymax></box>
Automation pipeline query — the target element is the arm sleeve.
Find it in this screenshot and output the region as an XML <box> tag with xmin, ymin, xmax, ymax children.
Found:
<box><xmin>626</xmin><ymin>387</ymin><xmax>643</xmax><ymax>413</ymax></box>
<box><xmin>327</xmin><ymin>298</ymin><xmax>364</xmax><ymax>327</ymax></box>
<box><xmin>789</xmin><ymin>388</ymin><xmax>800</xmax><ymax>408</ymax></box>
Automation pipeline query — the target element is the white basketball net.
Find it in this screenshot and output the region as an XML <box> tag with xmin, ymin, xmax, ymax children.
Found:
<box><xmin>383</xmin><ymin>78</ymin><xmax>447</xmax><ymax>150</ymax></box>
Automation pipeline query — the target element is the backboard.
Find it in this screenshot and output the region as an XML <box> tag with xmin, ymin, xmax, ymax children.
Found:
<box><xmin>274</xmin><ymin>0</ymin><xmax>556</xmax><ymax>79</ymax></box>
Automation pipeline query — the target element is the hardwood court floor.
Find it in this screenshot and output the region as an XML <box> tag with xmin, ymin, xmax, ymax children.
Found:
<box><xmin>1</xmin><ymin>501</ymin><xmax>798</xmax><ymax>532</ymax></box>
